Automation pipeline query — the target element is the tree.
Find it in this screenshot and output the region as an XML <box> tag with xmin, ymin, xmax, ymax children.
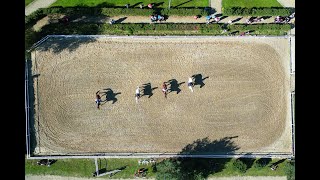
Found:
<box><xmin>156</xmin><ymin>159</ymin><xmax>181</xmax><ymax>180</ymax></box>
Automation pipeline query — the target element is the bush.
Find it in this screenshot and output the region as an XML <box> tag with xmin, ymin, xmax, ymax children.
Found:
<box><xmin>284</xmin><ymin>161</ymin><xmax>295</xmax><ymax>180</ymax></box>
<box><xmin>223</xmin><ymin>7</ymin><xmax>294</xmax><ymax>16</ymax></box>
<box><xmin>232</xmin><ymin>159</ymin><xmax>247</xmax><ymax>173</ymax></box>
<box><xmin>228</xmin><ymin>23</ymin><xmax>291</xmax><ymax>35</ymax></box>
<box><xmin>155</xmin><ymin>159</ymin><xmax>181</xmax><ymax>180</ymax></box>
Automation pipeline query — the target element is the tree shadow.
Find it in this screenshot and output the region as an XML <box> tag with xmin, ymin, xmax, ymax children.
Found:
<box><xmin>173</xmin><ymin>0</ymin><xmax>193</xmax><ymax>8</ymax></box>
<box><xmin>156</xmin><ymin>136</ymin><xmax>240</xmax><ymax>179</ymax></box>
<box><xmin>115</xmin><ymin>17</ymin><xmax>127</xmax><ymax>23</ymax></box>
<box><xmin>167</xmin><ymin>79</ymin><xmax>185</xmax><ymax>94</ymax></box>
<box><xmin>141</xmin><ymin>83</ymin><xmax>158</xmax><ymax>98</ymax></box>
<box><xmin>255</xmin><ymin>158</ymin><xmax>272</xmax><ymax>167</ymax></box>
<box><xmin>192</xmin><ymin>74</ymin><xmax>209</xmax><ymax>88</ymax></box>
<box><xmin>35</xmin><ymin>34</ymin><xmax>99</xmax><ymax>54</ymax></box>
<box><xmin>95</xmin><ymin>2</ymin><xmax>115</xmax><ymax>7</ymax></box>
<box><xmin>100</xmin><ymin>88</ymin><xmax>121</xmax><ymax>104</ymax></box>
<box><xmin>238</xmin><ymin>153</ymin><xmax>255</xmax><ymax>170</ymax></box>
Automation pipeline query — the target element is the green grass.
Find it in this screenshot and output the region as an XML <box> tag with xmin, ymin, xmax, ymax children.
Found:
<box><xmin>209</xmin><ymin>159</ymin><xmax>287</xmax><ymax>177</ymax></box>
<box><xmin>25</xmin><ymin>0</ymin><xmax>35</xmax><ymax>7</ymax></box>
<box><xmin>222</xmin><ymin>0</ymin><xmax>282</xmax><ymax>8</ymax></box>
<box><xmin>25</xmin><ymin>159</ymin><xmax>95</xmax><ymax>177</ymax></box>
<box><xmin>51</xmin><ymin>0</ymin><xmax>208</xmax><ymax>8</ymax></box>
<box><xmin>26</xmin><ymin>158</ymin><xmax>288</xmax><ymax>178</ymax></box>
<box><xmin>25</xmin><ymin>158</ymin><xmax>156</xmax><ymax>178</ymax></box>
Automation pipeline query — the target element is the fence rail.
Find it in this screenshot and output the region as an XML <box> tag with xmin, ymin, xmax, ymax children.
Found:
<box><xmin>27</xmin><ymin>152</ymin><xmax>294</xmax><ymax>159</ymax></box>
<box><xmin>25</xmin><ymin>60</ymin><xmax>31</xmax><ymax>158</ymax></box>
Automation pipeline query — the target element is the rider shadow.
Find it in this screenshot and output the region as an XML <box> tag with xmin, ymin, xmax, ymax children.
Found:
<box><xmin>142</xmin><ymin>83</ymin><xmax>158</xmax><ymax>98</ymax></box>
<box><xmin>192</xmin><ymin>74</ymin><xmax>209</xmax><ymax>88</ymax></box>
<box><xmin>167</xmin><ymin>79</ymin><xmax>185</xmax><ymax>94</ymax></box>
<box><xmin>101</xmin><ymin>88</ymin><xmax>121</xmax><ymax>104</ymax></box>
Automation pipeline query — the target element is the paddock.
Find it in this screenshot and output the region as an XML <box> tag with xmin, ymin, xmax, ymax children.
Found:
<box><xmin>26</xmin><ymin>36</ymin><xmax>293</xmax><ymax>157</ymax></box>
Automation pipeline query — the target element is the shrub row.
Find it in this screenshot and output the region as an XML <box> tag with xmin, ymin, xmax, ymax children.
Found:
<box><xmin>229</xmin><ymin>23</ymin><xmax>291</xmax><ymax>31</ymax></box>
<box><xmin>37</xmin><ymin>22</ymin><xmax>291</xmax><ymax>36</ymax></box>
<box><xmin>223</xmin><ymin>7</ymin><xmax>294</xmax><ymax>16</ymax></box>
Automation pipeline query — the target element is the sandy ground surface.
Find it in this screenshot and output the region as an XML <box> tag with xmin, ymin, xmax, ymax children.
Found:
<box><xmin>29</xmin><ymin>36</ymin><xmax>292</xmax><ymax>155</ymax></box>
<box><xmin>25</xmin><ymin>175</ymin><xmax>287</xmax><ymax>180</ymax></box>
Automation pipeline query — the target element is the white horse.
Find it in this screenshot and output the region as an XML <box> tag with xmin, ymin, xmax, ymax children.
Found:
<box><xmin>188</xmin><ymin>77</ymin><xmax>194</xmax><ymax>92</ymax></box>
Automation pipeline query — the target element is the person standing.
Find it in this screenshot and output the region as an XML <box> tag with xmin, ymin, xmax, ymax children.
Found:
<box><xmin>95</xmin><ymin>91</ymin><xmax>102</xmax><ymax>109</ymax></box>
<box><xmin>187</xmin><ymin>77</ymin><xmax>194</xmax><ymax>92</ymax></box>
<box><xmin>162</xmin><ymin>82</ymin><xmax>168</xmax><ymax>98</ymax></box>
<box><xmin>135</xmin><ymin>86</ymin><xmax>141</xmax><ymax>103</ymax></box>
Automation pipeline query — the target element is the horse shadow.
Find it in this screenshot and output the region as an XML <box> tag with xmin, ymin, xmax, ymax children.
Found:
<box><xmin>167</xmin><ymin>79</ymin><xmax>185</xmax><ymax>94</ymax></box>
<box><xmin>142</xmin><ymin>83</ymin><xmax>158</xmax><ymax>98</ymax></box>
<box><xmin>192</xmin><ymin>74</ymin><xmax>209</xmax><ymax>88</ymax></box>
<box><xmin>101</xmin><ymin>88</ymin><xmax>121</xmax><ymax>104</ymax></box>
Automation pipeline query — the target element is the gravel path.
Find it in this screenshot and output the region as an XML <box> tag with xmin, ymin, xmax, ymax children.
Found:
<box><xmin>25</xmin><ymin>0</ymin><xmax>57</xmax><ymax>16</ymax></box>
<box><xmin>277</xmin><ymin>0</ymin><xmax>295</xmax><ymax>7</ymax></box>
<box><xmin>26</xmin><ymin>175</ymin><xmax>286</xmax><ymax>180</ymax></box>
<box><xmin>211</xmin><ymin>0</ymin><xmax>222</xmax><ymax>14</ymax></box>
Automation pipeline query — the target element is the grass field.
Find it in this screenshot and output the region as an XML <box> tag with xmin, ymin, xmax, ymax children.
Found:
<box><xmin>222</xmin><ymin>0</ymin><xmax>282</xmax><ymax>8</ymax></box>
<box><xmin>50</xmin><ymin>0</ymin><xmax>208</xmax><ymax>8</ymax></box>
<box><xmin>25</xmin><ymin>0</ymin><xmax>35</xmax><ymax>7</ymax></box>
<box><xmin>25</xmin><ymin>158</ymin><xmax>156</xmax><ymax>178</ymax></box>
<box><xmin>25</xmin><ymin>158</ymin><xmax>287</xmax><ymax>178</ymax></box>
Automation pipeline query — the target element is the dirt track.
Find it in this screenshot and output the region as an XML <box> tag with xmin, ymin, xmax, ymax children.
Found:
<box><xmin>30</xmin><ymin>36</ymin><xmax>292</xmax><ymax>155</ymax></box>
